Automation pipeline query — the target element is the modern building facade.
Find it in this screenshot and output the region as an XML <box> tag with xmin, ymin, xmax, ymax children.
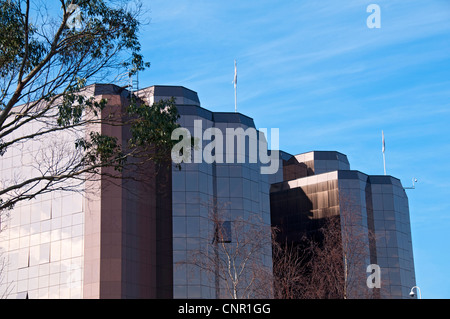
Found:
<box><xmin>137</xmin><ymin>85</ymin><xmax>273</xmax><ymax>298</ymax></box>
<box><xmin>270</xmin><ymin>151</ymin><xmax>416</xmax><ymax>298</ymax></box>
<box><xmin>0</xmin><ymin>84</ymin><xmax>415</xmax><ymax>299</ymax></box>
<box><xmin>0</xmin><ymin>84</ymin><xmax>174</xmax><ymax>299</ymax></box>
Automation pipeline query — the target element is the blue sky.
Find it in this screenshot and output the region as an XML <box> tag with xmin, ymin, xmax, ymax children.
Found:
<box><xmin>136</xmin><ymin>0</ymin><xmax>450</xmax><ymax>298</ymax></box>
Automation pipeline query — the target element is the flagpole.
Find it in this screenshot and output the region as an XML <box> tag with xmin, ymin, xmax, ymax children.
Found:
<box><xmin>234</xmin><ymin>59</ymin><xmax>237</xmax><ymax>113</ymax></box>
<box><xmin>382</xmin><ymin>130</ymin><xmax>386</xmax><ymax>175</ymax></box>
<box><xmin>234</xmin><ymin>82</ymin><xmax>237</xmax><ymax>113</ymax></box>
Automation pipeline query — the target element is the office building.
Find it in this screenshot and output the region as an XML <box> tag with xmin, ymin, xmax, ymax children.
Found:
<box><xmin>0</xmin><ymin>85</ymin><xmax>415</xmax><ymax>298</ymax></box>
<box><xmin>270</xmin><ymin>151</ymin><xmax>416</xmax><ymax>298</ymax></box>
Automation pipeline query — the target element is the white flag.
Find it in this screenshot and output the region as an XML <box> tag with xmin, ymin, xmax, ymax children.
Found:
<box><xmin>382</xmin><ymin>130</ymin><xmax>385</xmax><ymax>153</ymax></box>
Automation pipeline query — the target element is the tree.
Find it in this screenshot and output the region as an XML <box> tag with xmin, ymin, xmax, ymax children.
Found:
<box><xmin>298</xmin><ymin>213</ymin><xmax>371</xmax><ymax>299</ymax></box>
<box><xmin>0</xmin><ymin>0</ymin><xmax>180</xmax><ymax>211</ymax></box>
<box><xmin>272</xmin><ymin>196</ymin><xmax>379</xmax><ymax>299</ymax></box>
<box><xmin>180</xmin><ymin>201</ymin><xmax>273</xmax><ymax>299</ymax></box>
<box><xmin>271</xmin><ymin>229</ymin><xmax>305</xmax><ymax>299</ymax></box>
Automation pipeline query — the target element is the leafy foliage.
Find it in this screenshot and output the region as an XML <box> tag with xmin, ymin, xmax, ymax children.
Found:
<box><xmin>0</xmin><ymin>1</ymin><xmax>179</xmax><ymax>211</ymax></box>
<box><xmin>0</xmin><ymin>1</ymin><xmax>46</xmax><ymax>77</ymax></box>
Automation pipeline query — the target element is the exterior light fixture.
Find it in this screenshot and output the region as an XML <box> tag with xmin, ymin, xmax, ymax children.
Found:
<box><xmin>409</xmin><ymin>286</ymin><xmax>422</xmax><ymax>299</ymax></box>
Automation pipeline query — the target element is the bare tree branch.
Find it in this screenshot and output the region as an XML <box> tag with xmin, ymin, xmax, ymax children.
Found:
<box><xmin>178</xmin><ymin>200</ymin><xmax>273</xmax><ymax>299</ymax></box>
<box><xmin>0</xmin><ymin>1</ymin><xmax>179</xmax><ymax>211</ymax></box>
